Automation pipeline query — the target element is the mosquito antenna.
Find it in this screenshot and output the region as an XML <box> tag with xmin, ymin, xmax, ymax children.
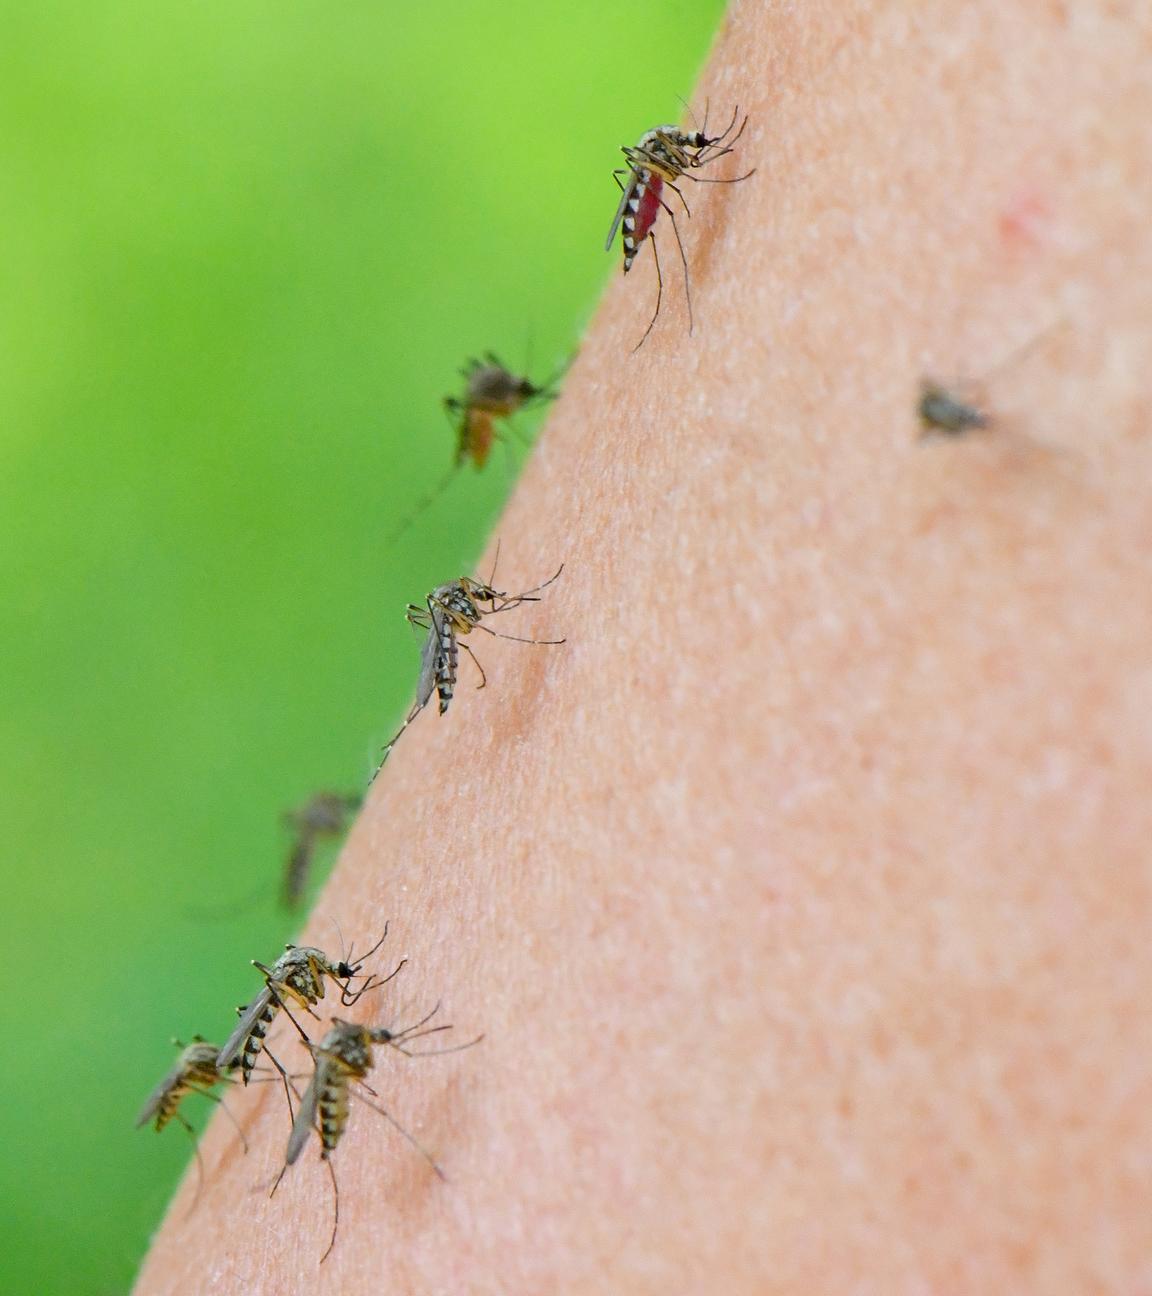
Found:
<box><xmin>486</xmin><ymin>538</ymin><xmax>502</xmax><ymax>590</ymax></box>
<box><xmin>491</xmin><ymin>562</ymin><xmax>565</xmax><ymax>604</ymax></box>
<box><xmin>676</xmin><ymin>93</ymin><xmax>704</xmax><ymax>135</ymax></box>
<box><xmin>395</xmin><ymin>1031</ymin><xmax>486</xmax><ymax>1058</ymax></box>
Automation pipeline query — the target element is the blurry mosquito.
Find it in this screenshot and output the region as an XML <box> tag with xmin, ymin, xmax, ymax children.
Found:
<box><xmin>217</xmin><ymin>929</ymin><xmax>404</xmax><ymax>1117</ymax></box>
<box><xmin>135</xmin><ymin>1036</ymin><xmax>247</xmax><ymax>1211</ymax></box>
<box><xmin>282</xmin><ymin>791</ymin><xmax>361</xmax><ymax>910</ymax></box>
<box><xmin>919</xmin><ymin>318</ymin><xmax>1067</xmax><ymax>440</ymax></box>
<box><xmin>372</xmin><ymin>561</ymin><xmax>565</xmax><ymax>777</ymax></box>
<box><xmin>386</xmin><ymin>354</ymin><xmax>566</xmax><ymax>544</ymax></box>
<box><xmin>274</xmin><ymin>1010</ymin><xmax>482</xmax><ymax>1263</ymax></box>
<box><xmin>607</xmin><ymin>103</ymin><xmax>754</xmax><ymax>349</ymax></box>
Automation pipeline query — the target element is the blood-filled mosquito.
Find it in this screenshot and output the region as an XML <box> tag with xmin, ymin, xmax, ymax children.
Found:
<box><xmin>607</xmin><ymin>104</ymin><xmax>754</xmax><ymax>349</ymax></box>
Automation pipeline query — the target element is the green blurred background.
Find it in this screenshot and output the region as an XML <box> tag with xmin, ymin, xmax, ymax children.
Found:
<box><xmin>0</xmin><ymin>2</ymin><xmax>724</xmax><ymax>1290</ymax></box>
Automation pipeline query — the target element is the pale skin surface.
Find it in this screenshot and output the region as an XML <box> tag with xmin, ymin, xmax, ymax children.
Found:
<box><xmin>134</xmin><ymin>2</ymin><xmax>1152</xmax><ymax>1292</ymax></box>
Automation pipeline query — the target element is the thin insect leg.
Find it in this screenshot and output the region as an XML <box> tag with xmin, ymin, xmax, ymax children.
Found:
<box><xmin>261</xmin><ymin>1045</ymin><xmax>300</xmax><ymax>1128</ymax></box>
<box><xmin>612</xmin><ymin>169</ymin><xmax>628</xmax><ymax>193</ymax></box>
<box><xmin>320</xmin><ymin>1158</ymin><xmax>341</xmax><ymax>1265</ymax></box>
<box><xmin>385</xmin><ymin>461</ymin><xmax>462</xmax><ymax>545</ymax></box>
<box><xmin>187</xmin><ymin>1086</ymin><xmax>250</xmax><ymax>1154</ymax></box>
<box><xmin>472</xmin><ymin>623</ymin><xmax>566</xmax><ymax>647</ymax></box>
<box><xmin>268</xmin><ymin>1162</ymin><xmax>288</xmax><ymax>1200</ymax></box>
<box><xmin>633</xmin><ymin>233</ymin><xmax>664</xmax><ymax>352</ymax></box>
<box><xmin>372</xmin><ymin>699</ymin><xmax>426</xmax><ymax>780</ymax></box>
<box><xmin>685</xmin><ymin>168</ymin><xmax>757</xmax><ymax>185</ymax></box>
<box><xmin>175</xmin><ymin>1113</ymin><xmax>207</xmax><ymax>1217</ymax></box>
<box><xmin>352</xmin><ymin>1087</ymin><xmax>447</xmax><ymax>1181</ymax></box>
<box><xmin>280</xmin><ymin>997</ymin><xmax>322</xmax><ymax>1039</ymax></box>
<box><xmin>666</xmin><ymin>209</ymin><xmax>694</xmax><ymax>336</ymax></box>
<box><xmin>458</xmin><ymin>640</ymin><xmax>487</xmax><ymax>691</ymax></box>
<box><xmin>664</xmin><ymin>183</ymin><xmax>693</xmax><ymax>220</ymax></box>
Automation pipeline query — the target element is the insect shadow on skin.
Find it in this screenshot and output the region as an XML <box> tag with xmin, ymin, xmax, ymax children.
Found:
<box><xmin>216</xmin><ymin>928</ymin><xmax>404</xmax><ymax>1128</ymax></box>
<box><xmin>386</xmin><ymin>352</ymin><xmax>569</xmax><ymax>545</ymax></box>
<box><xmin>372</xmin><ymin>556</ymin><xmax>565</xmax><ymax>780</ymax></box>
<box><xmin>606</xmin><ymin>102</ymin><xmax>756</xmax><ymax>351</ymax></box>
<box><xmin>270</xmin><ymin>1010</ymin><xmax>485</xmax><ymax>1263</ymax></box>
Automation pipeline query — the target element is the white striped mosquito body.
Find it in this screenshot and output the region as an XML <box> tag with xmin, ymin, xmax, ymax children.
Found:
<box><xmin>607</xmin><ymin>104</ymin><xmax>754</xmax><ymax>349</ymax></box>
<box><xmin>217</xmin><ymin>929</ymin><xmax>404</xmax><ymax>1118</ymax></box>
<box><xmin>373</xmin><ymin>564</ymin><xmax>565</xmax><ymax>776</ymax></box>
<box><xmin>135</xmin><ymin>1036</ymin><xmax>246</xmax><ymax>1211</ymax></box>
<box><xmin>282</xmin><ymin>791</ymin><xmax>361</xmax><ymax>910</ymax></box>
<box><xmin>386</xmin><ymin>353</ymin><xmax>565</xmax><ymax>545</ymax></box>
<box><xmin>275</xmin><ymin>1010</ymin><xmax>482</xmax><ymax>1263</ymax></box>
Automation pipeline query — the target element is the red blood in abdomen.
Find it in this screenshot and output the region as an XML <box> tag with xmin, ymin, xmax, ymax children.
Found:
<box><xmin>634</xmin><ymin>174</ymin><xmax>665</xmax><ymax>243</ymax></box>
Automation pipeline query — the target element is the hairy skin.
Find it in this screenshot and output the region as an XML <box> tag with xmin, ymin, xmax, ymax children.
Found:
<box><xmin>135</xmin><ymin>2</ymin><xmax>1152</xmax><ymax>1292</ymax></box>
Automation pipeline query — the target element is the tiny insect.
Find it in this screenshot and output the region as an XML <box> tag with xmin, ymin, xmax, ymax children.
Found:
<box><xmin>136</xmin><ymin>1036</ymin><xmax>247</xmax><ymax>1210</ymax></box>
<box><xmin>374</xmin><ymin>562</ymin><xmax>565</xmax><ymax>774</ymax></box>
<box><xmin>277</xmin><ymin>1009</ymin><xmax>482</xmax><ymax>1262</ymax></box>
<box><xmin>282</xmin><ymin>791</ymin><xmax>361</xmax><ymax>910</ymax></box>
<box><xmin>607</xmin><ymin>103</ymin><xmax>754</xmax><ymax>349</ymax></box>
<box><xmin>386</xmin><ymin>354</ymin><xmax>564</xmax><ymax>544</ymax></box>
<box><xmin>918</xmin><ymin>318</ymin><xmax>1067</xmax><ymax>441</ymax></box>
<box><xmin>217</xmin><ymin>929</ymin><xmax>403</xmax><ymax>1112</ymax></box>
<box><xmin>918</xmin><ymin>379</ymin><xmax>989</xmax><ymax>436</ymax></box>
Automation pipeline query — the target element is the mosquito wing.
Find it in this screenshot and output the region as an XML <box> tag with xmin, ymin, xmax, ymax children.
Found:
<box><xmin>414</xmin><ymin>609</ymin><xmax>444</xmax><ymax>710</ymax></box>
<box><xmin>605</xmin><ymin>170</ymin><xmax>641</xmax><ymax>252</ymax></box>
<box><xmin>217</xmin><ymin>986</ymin><xmax>274</xmax><ymax>1069</ymax></box>
<box><xmin>285</xmin><ymin>1055</ymin><xmax>325</xmax><ymax>1165</ymax></box>
<box><xmin>135</xmin><ymin>1059</ymin><xmax>185</xmax><ymax>1128</ymax></box>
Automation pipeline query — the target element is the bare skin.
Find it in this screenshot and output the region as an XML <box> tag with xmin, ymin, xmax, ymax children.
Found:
<box><xmin>135</xmin><ymin>2</ymin><xmax>1152</xmax><ymax>1292</ymax></box>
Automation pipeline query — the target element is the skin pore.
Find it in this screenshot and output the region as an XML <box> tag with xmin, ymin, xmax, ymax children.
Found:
<box><xmin>134</xmin><ymin>2</ymin><xmax>1152</xmax><ymax>1292</ymax></box>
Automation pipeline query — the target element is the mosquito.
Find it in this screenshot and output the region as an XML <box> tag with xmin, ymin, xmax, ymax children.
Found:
<box><xmin>386</xmin><ymin>353</ymin><xmax>565</xmax><ymax>544</ymax></box>
<box><xmin>275</xmin><ymin>1010</ymin><xmax>482</xmax><ymax>1263</ymax></box>
<box><xmin>918</xmin><ymin>318</ymin><xmax>1067</xmax><ymax>440</ymax></box>
<box><xmin>373</xmin><ymin>562</ymin><xmax>565</xmax><ymax>775</ymax></box>
<box><xmin>607</xmin><ymin>103</ymin><xmax>755</xmax><ymax>349</ymax></box>
<box><xmin>135</xmin><ymin>1036</ymin><xmax>248</xmax><ymax>1210</ymax></box>
<box><xmin>918</xmin><ymin>379</ymin><xmax>989</xmax><ymax>436</ymax></box>
<box><xmin>217</xmin><ymin>928</ymin><xmax>404</xmax><ymax>1117</ymax></box>
<box><xmin>282</xmin><ymin>791</ymin><xmax>361</xmax><ymax>910</ymax></box>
